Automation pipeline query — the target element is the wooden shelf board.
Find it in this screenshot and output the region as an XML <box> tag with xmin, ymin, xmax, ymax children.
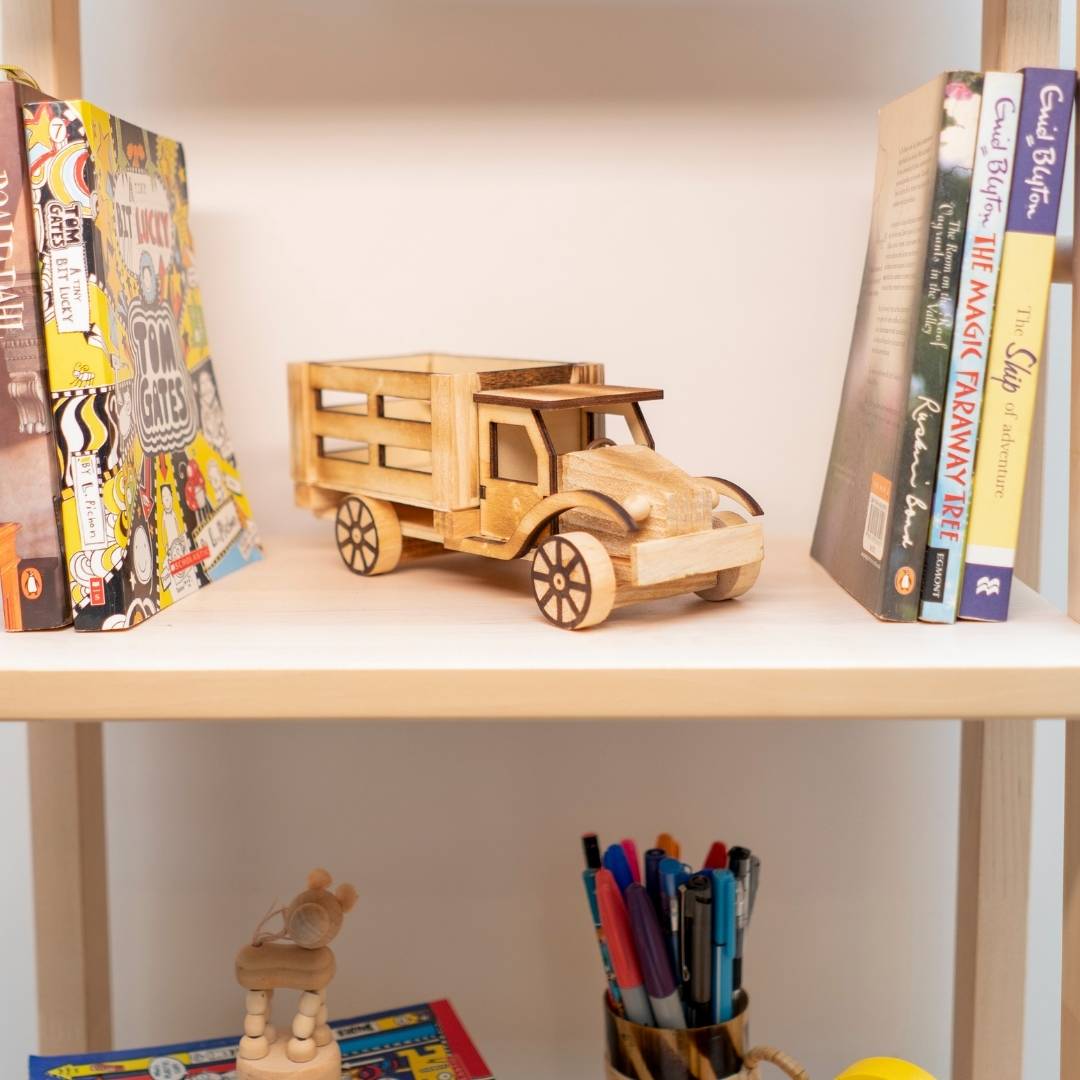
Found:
<box><xmin>1</xmin><ymin>534</ymin><xmax>1077</xmax><ymax>722</ymax></box>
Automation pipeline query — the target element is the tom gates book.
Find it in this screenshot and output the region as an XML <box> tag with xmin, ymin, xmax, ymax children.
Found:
<box><xmin>24</xmin><ymin>99</ymin><xmax>260</xmax><ymax>630</ymax></box>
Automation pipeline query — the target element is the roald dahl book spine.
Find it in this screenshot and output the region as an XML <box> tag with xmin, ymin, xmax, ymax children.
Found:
<box><xmin>881</xmin><ymin>72</ymin><xmax>981</xmax><ymax>620</ymax></box>
<box><xmin>960</xmin><ymin>68</ymin><xmax>1076</xmax><ymax>621</ymax></box>
<box><xmin>920</xmin><ymin>71</ymin><xmax>1022</xmax><ymax>623</ymax></box>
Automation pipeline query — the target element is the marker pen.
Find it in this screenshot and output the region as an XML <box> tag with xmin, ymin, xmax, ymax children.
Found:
<box><xmin>627</xmin><ymin>884</ymin><xmax>685</xmax><ymax>1029</ymax></box>
<box><xmin>596</xmin><ymin>869</ymin><xmax>654</xmax><ymax>1027</ymax></box>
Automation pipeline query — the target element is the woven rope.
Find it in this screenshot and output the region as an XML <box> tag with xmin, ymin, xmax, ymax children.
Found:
<box><xmin>742</xmin><ymin>1045</ymin><xmax>810</xmax><ymax>1080</ymax></box>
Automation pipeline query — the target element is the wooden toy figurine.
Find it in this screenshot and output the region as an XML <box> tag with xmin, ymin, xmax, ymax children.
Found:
<box><xmin>289</xmin><ymin>354</ymin><xmax>764</xmax><ymax>629</ymax></box>
<box><xmin>235</xmin><ymin>869</ymin><xmax>358</xmax><ymax>1080</ymax></box>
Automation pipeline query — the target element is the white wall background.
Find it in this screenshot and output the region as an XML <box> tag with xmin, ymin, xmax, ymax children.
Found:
<box><xmin>0</xmin><ymin>2</ymin><xmax>1070</xmax><ymax>1078</ymax></box>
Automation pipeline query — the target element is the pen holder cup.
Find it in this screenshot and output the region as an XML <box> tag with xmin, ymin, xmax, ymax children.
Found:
<box><xmin>604</xmin><ymin>993</ymin><xmax>809</xmax><ymax>1080</ymax></box>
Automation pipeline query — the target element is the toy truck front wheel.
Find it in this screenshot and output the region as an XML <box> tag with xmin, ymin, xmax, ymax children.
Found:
<box><xmin>696</xmin><ymin>510</ymin><xmax>762</xmax><ymax>602</ymax></box>
<box><xmin>335</xmin><ymin>495</ymin><xmax>403</xmax><ymax>576</ymax></box>
<box><xmin>531</xmin><ymin>531</ymin><xmax>615</xmax><ymax>630</ymax></box>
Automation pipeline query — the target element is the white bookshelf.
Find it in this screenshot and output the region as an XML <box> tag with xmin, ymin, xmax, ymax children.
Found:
<box><xmin>2</xmin><ymin>2</ymin><xmax>1078</xmax><ymax>1079</ymax></box>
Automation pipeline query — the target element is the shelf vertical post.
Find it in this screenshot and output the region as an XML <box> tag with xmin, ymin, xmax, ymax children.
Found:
<box><xmin>956</xmin><ymin>12</ymin><xmax>1059</xmax><ymax>1080</ymax></box>
<box><xmin>27</xmin><ymin>723</ymin><xmax>112</xmax><ymax>1053</ymax></box>
<box><xmin>1063</xmin><ymin>3</ymin><xmax>1080</xmax><ymax>1075</ymax></box>
<box><xmin>952</xmin><ymin>719</ymin><xmax>1035</xmax><ymax>1080</ymax></box>
<box><xmin>0</xmin><ymin>0</ymin><xmax>109</xmax><ymax>1056</ymax></box>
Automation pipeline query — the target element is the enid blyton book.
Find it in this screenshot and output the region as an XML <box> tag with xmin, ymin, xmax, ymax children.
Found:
<box><xmin>920</xmin><ymin>71</ymin><xmax>1023</xmax><ymax>622</ymax></box>
<box><xmin>813</xmin><ymin>72</ymin><xmax>981</xmax><ymax>620</ymax></box>
<box><xmin>29</xmin><ymin>1000</ymin><xmax>495</xmax><ymax>1079</ymax></box>
<box><xmin>0</xmin><ymin>73</ymin><xmax>69</xmax><ymax>631</ymax></box>
<box><xmin>960</xmin><ymin>69</ymin><xmax>1075</xmax><ymax>621</ymax></box>
<box><xmin>25</xmin><ymin>99</ymin><xmax>260</xmax><ymax>630</ymax></box>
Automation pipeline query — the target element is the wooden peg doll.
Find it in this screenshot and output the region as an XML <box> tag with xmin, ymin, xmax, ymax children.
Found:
<box><xmin>235</xmin><ymin>869</ymin><xmax>358</xmax><ymax>1079</ymax></box>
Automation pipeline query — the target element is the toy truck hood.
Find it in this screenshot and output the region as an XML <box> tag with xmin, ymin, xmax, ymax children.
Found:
<box><xmin>558</xmin><ymin>444</ymin><xmax>716</xmax><ymax>538</ymax></box>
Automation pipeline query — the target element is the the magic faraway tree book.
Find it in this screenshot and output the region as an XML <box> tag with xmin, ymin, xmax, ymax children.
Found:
<box><xmin>812</xmin><ymin>72</ymin><xmax>981</xmax><ymax>620</ymax></box>
<box><xmin>25</xmin><ymin>99</ymin><xmax>260</xmax><ymax>630</ymax></box>
<box><xmin>0</xmin><ymin>74</ymin><xmax>69</xmax><ymax>631</ymax></box>
<box><xmin>29</xmin><ymin>1000</ymin><xmax>495</xmax><ymax>1080</ymax></box>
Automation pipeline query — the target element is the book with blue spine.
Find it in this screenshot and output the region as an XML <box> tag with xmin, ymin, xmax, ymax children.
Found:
<box><xmin>959</xmin><ymin>68</ymin><xmax>1076</xmax><ymax>621</ymax></box>
<box><xmin>920</xmin><ymin>71</ymin><xmax>1023</xmax><ymax>622</ymax></box>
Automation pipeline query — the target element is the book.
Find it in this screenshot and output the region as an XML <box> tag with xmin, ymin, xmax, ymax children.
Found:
<box><xmin>0</xmin><ymin>76</ymin><xmax>69</xmax><ymax>631</ymax></box>
<box><xmin>812</xmin><ymin>72</ymin><xmax>982</xmax><ymax>619</ymax></box>
<box><xmin>959</xmin><ymin>69</ymin><xmax>1076</xmax><ymax>621</ymax></box>
<box><xmin>29</xmin><ymin>1000</ymin><xmax>495</xmax><ymax>1079</ymax></box>
<box><xmin>24</xmin><ymin>99</ymin><xmax>261</xmax><ymax>630</ymax></box>
<box><xmin>920</xmin><ymin>71</ymin><xmax>1024</xmax><ymax>622</ymax></box>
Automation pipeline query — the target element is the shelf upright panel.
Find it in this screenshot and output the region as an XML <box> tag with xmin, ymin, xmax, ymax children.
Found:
<box><xmin>951</xmin><ymin>4</ymin><xmax>1061</xmax><ymax>1080</ymax></box>
<box><xmin>1065</xmin><ymin>2</ymin><xmax>1080</xmax><ymax>1075</ymax></box>
<box><xmin>0</xmin><ymin>0</ymin><xmax>111</xmax><ymax>1056</ymax></box>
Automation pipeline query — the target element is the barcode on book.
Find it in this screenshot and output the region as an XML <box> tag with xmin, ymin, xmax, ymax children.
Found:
<box><xmin>863</xmin><ymin>472</ymin><xmax>891</xmax><ymax>561</ymax></box>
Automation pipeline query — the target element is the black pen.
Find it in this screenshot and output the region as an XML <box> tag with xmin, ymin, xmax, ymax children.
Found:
<box><xmin>680</xmin><ymin>874</ymin><xmax>713</xmax><ymax>1027</ymax></box>
<box><xmin>728</xmin><ymin>847</ymin><xmax>752</xmax><ymax>990</ymax></box>
<box><xmin>582</xmin><ymin>833</ymin><xmax>602</xmax><ymax>871</ymax></box>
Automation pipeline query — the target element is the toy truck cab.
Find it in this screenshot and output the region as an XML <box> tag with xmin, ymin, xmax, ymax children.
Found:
<box><xmin>473</xmin><ymin>382</ymin><xmax>660</xmax><ymax>542</ymax></box>
<box><xmin>289</xmin><ymin>354</ymin><xmax>763</xmax><ymax>629</ymax></box>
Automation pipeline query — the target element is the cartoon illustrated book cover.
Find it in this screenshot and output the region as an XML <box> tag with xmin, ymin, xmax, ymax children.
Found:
<box><xmin>0</xmin><ymin>75</ymin><xmax>70</xmax><ymax>631</ymax></box>
<box><xmin>960</xmin><ymin>69</ymin><xmax>1076</xmax><ymax>621</ymax></box>
<box><xmin>29</xmin><ymin>1000</ymin><xmax>496</xmax><ymax>1080</ymax></box>
<box><xmin>812</xmin><ymin>72</ymin><xmax>981</xmax><ymax>620</ymax></box>
<box><xmin>920</xmin><ymin>71</ymin><xmax>1023</xmax><ymax>622</ymax></box>
<box><xmin>24</xmin><ymin>99</ymin><xmax>261</xmax><ymax>630</ymax></box>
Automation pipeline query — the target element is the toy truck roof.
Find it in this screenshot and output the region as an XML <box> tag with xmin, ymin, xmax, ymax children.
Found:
<box><xmin>320</xmin><ymin>353</ymin><xmax>569</xmax><ymax>377</ymax></box>
<box><xmin>473</xmin><ymin>383</ymin><xmax>664</xmax><ymax>410</ymax></box>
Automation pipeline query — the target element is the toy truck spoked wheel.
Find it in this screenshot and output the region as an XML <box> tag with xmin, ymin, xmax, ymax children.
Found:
<box><xmin>696</xmin><ymin>510</ymin><xmax>762</xmax><ymax>602</ymax></box>
<box><xmin>335</xmin><ymin>495</ymin><xmax>402</xmax><ymax>576</ymax></box>
<box><xmin>531</xmin><ymin>531</ymin><xmax>615</xmax><ymax>630</ymax></box>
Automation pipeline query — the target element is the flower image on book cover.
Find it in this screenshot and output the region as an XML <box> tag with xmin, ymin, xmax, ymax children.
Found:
<box><xmin>29</xmin><ymin>1000</ymin><xmax>495</xmax><ymax>1080</ymax></box>
<box><xmin>25</xmin><ymin>100</ymin><xmax>261</xmax><ymax>630</ymax></box>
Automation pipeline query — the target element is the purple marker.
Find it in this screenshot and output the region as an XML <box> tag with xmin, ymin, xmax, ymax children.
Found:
<box><xmin>626</xmin><ymin>884</ymin><xmax>686</xmax><ymax>1029</ymax></box>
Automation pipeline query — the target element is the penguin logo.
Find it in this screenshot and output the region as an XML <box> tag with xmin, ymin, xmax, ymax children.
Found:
<box><xmin>20</xmin><ymin>567</ymin><xmax>42</xmax><ymax>601</ymax></box>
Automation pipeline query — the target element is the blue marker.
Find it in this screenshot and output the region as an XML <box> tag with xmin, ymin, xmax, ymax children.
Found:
<box><xmin>711</xmin><ymin>869</ymin><xmax>736</xmax><ymax>1023</ymax></box>
<box><xmin>658</xmin><ymin>856</ymin><xmax>691</xmax><ymax>974</ymax></box>
<box><xmin>583</xmin><ymin>869</ymin><xmax>624</xmax><ymax>1014</ymax></box>
<box><xmin>603</xmin><ymin>843</ymin><xmax>635</xmax><ymax>894</ymax></box>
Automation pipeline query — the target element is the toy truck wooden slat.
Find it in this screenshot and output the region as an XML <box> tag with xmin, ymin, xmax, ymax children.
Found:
<box><xmin>289</xmin><ymin>353</ymin><xmax>763</xmax><ymax>629</ymax></box>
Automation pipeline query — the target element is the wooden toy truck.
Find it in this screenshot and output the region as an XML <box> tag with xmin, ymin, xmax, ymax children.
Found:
<box><xmin>289</xmin><ymin>355</ymin><xmax>763</xmax><ymax>629</ymax></box>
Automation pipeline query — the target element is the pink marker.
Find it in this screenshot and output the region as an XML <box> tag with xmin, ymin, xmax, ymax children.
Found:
<box><xmin>621</xmin><ymin>839</ymin><xmax>642</xmax><ymax>885</ymax></box>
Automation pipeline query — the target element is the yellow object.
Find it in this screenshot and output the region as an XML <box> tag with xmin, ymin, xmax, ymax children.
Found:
<box><xmin>837</xmin><ymin>1060</ymin><xmax>936</xmax><ymax>1080</ymax></box>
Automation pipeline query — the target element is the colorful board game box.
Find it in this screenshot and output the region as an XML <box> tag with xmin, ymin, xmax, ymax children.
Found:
<box><xmin>24</xmin><ymin>98</ymin><xmax>261</xmax><ymax>630</ymax></box>
<box><xmin>29</xmin><ymin>1000</ymin><xmax>495</xmax><ymax>1079</ymax></box>
<box><xmin>0</xmin><ymin>76</ymin><xmax>69</xmax><ymax>631</ymax></box>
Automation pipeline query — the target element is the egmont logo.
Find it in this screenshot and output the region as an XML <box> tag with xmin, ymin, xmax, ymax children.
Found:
<box><xmin>975</xmin><ymin>576</ymin><xmax>1001</xmax><ymax>597</ymax></box>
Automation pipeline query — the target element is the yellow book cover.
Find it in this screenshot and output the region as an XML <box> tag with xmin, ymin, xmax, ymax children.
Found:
<box><xmin>960</xmin><ymin>70</ymin><xmax>1074</xmax><ymax>620</ymax></box>
<box><xmin>25</xmin><ymin>99</ymin><xmax>261</xmax><ymax>629</ymax></box>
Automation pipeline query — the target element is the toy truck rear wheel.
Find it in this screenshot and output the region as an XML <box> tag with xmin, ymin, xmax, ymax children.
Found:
<box><xmin>531</xmin><ymin>531</ymin><xmax>615</xmax><ymax>630</ymax></box>
<box><xmin>696</xmin><ymin>510</ymin><xmax>762</xmax><ymax>602</ymax></box>
<box><xmin>335</xmin><ymin>495</ymin><xmax>402</xmax><ymax>576</ymax></box>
